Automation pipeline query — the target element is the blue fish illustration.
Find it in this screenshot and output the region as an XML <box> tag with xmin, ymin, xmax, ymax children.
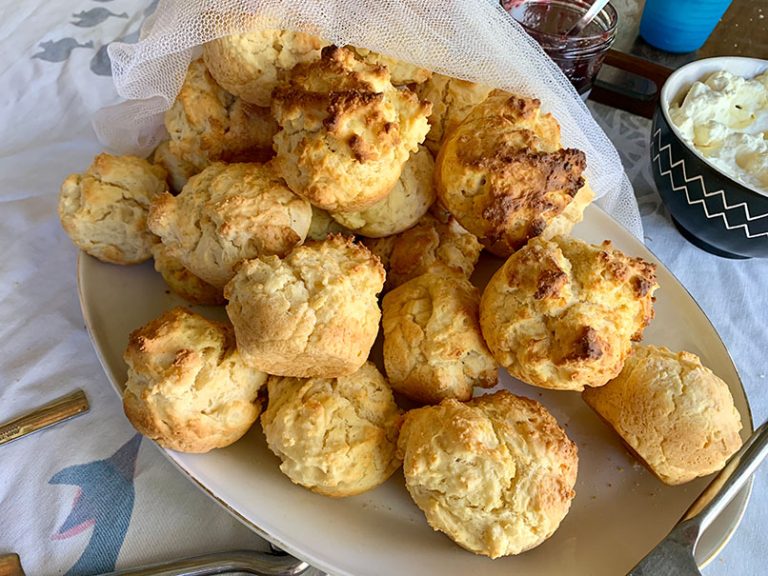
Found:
<box><xmin>50</xmin><ymin>434</ymin><xmax>142</xmax><ymax>575</ymax></box>
<box><xmin>90</xmin><ymin>29</ymin><xmax>140</xmax><ymax>76</ymax></box>
<box><xmin>32</xmin><ymin>39</ymin><xmax>94</xmax><ymax>62</ymax></box>
<box><xmin>72</xmin><ymin>8</ymin><xmax>128</xmax><ymax>28</ymax></box>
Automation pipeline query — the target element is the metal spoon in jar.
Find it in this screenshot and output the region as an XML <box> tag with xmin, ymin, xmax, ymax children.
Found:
<box><xmin>564</xmin><ymin>0</ymin><xmax>612</xmax><ymax>37</ymax></box>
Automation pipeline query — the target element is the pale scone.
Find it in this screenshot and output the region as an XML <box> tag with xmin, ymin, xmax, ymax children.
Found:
<box><xmin>382</xmin><ymin>273</ymin><xmax>497</xmax><ymax>404</ymax></box>
<box><xmin>364</xmin><ymin>210</ymin><xmax>483</xmax><ymax>290</ymax></box>
<box><xmin>435</xmin><ymin>90</ymin><xmax>591</xmax><ymax>257</ymax></box>
<box><xmin>151</xmin><ymin>243</ymin><xmax>225</xmax><ymax>306</ymax></box>
<box><xmin>348</xmin><ymin>46</ymin><xmax>432</xmax><ymax>85</ymax></box>
<box><xmin>480</xmin><ymin>236</ymin><xmax>658</xmax><ymax>391</ymax></box>
<box><xmin>148</xmin><ymin>162</ymin><xmax>312</xmax><ymax>289</ymax></box>
<box><xmin>224</xmin><ymin>235</ymin><xmax>385</xmax><ymax>377</ymax></box>
<box><xmin>152</xmin><ymin>140</ymin><xmax>199</xmax><ymax>194</ymax></box>
<box><xmin>165</xmin><ymin>59</ymin><xmax>277</xmax><ymax>171</ymax></box>
<box><xmin>204</xmin><ymin>29</ymin><xmax>329</xmax><ymax>107</ymax></box>
<box><xmin>272</xmin><ymin>46</ymin><xmax>432</xmax><ymax>211</ymax></box>
<box><xmin>305</xmin><ymin>205</ymin><xmax>352</xmax><ymax>241</ymax></box>
<box><xmin>58</xmin><ymin>153</ymin><xmax>167</xmax><ymax>265</ymax></box>
<box><xmin>330</xmin><ymin>145</ymin><xmax>435</xmax><ymax>238</ymax></box>
<box><xmin>398</xmin><ymin>391</ymin><xmax>578</xmax><ymax>558</ymax></box>
<box><xmin>583</xmin><ymin>345</ymin><xmax>743</xmax><ymax>485</ymax></box>
<box><xmin>415</xmin><ymin>73</ymin><xmax>494</xmax><ymax>156</ymax></box>
<box><xmin>123</xmin><ymin>307</ymin><xmax>267</xmax><ymax>453</ymax></box>
<box><xmin>261</xmin><ymin>362</ymin><xmax>402</xmax><ymax>497</ymax></box>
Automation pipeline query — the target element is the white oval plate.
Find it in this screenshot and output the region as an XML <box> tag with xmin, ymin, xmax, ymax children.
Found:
<box><xmin>78</xmin><ymin>205</ymin><xmax>753</xmax><ymax>576</ymax></box>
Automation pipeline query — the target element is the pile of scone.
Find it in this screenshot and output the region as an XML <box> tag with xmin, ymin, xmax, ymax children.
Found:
<box><xmin>58</xmin><ymin>28</ymin><xmax>744</xmax><ymax>560</ymax></box>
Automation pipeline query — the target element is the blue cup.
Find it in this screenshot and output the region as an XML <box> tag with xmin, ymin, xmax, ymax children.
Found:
<box><xmin>639</xmin><ymin>0</ymin><xmax>734</xmax><ymax>53</ymax></box>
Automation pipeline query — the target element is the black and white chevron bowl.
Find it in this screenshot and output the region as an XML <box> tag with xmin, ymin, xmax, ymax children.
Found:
<box><xmin>651</xmin><ymin>56</ymin><xmax>768</xmax><ymax>259</ymax></box>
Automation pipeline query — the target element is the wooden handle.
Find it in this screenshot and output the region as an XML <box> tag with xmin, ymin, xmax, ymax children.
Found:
<box><xmin>0</xmin><ymin>390</ymin><xmax>89</xmax><ymax>446</ymax></box>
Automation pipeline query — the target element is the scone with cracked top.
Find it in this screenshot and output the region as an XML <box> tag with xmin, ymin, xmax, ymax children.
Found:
<box><xmin>583</xmin><ymin>344</ymin><xmax>743</xmax><ymax>485</ymax></box>
<box><xmin>224</xmin><ymin>235</ymin><xmax>385</xmax><ymax>377</ymax></box>
<box><xmin>261</xmin><ymin>362</ymin><xmax>402</xmax><ymax>497</ymax></box>
<box><xmin>480</xmin><ymin>236</ymin><xmax>658</xmax><ymax>391</ymax></box>
<box><xmin>152</xmin><ymin>141</ymin><xmax>199</xmax><ymax>194</ymax></box>
<box><xmin>151</xmin><ymin>243</ymin><xmax>225</xmax><ymax>306</ymax></box>
<box><xmin>164</xmin><ymin>59</ymin><xmax>277</xmax><ymax>170</ymax></box>
<box><xmin>123</xmin><ymin>307</ymin><xmax>267</xmax><ymax>453</ymax></box>
<box><xmin>415</xmin><ymin>73</ymin><xmax>494</xmax><ymax>156</ymax></box>
<box><xmin>58</xmin><ymin>153</ymin><xmax>167</xmax><ymax>264</ymax></box>
<box><xmin>435</xmin><ymin>90</ymin><xmax>591</xmax><ymax>257</ymax></box>
<box><xmin>348</xmin><ymin>46</ymin><xmax>432</xmax><ymax>85</ymax></box>
<box><xmin>272</xmin><ymin>46</ymin><xmax>431</xmax><ymax>211</ymax></box>
<box><xmin>364</xmin><ymin>210</ymin><xmax>483</xmax><ymax>290</ymax></box>
<box><xmin>204</xmin><ymin>29</ymin><xmax>329</xmax><ymax>107</ymax></box>
<box><xmin>330</xmin><ymin>144</ymin><xmax>435</xmax><ymax>238</ymax></box>
<box><xmin>397</xmin><ymin>390</ymin><xmax>578</xmax><ymax>558</ymax></box>
<box><xmin>148</xmin><ymin>162</ymin><xmax>312</xmax><ymax>289</ymax></box>
<box><xmin>382</xmin><ymin>273</ymin><xmax>497</xmax><ymax>404</ymax></box>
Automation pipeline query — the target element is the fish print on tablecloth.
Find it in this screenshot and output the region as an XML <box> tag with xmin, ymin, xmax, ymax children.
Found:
<box><xmin>49</xmin><ymin>434</ymin><xmax>142</xmax><ymax>575</ymax></box>
<box><xmin>32</xmin><ymin>39</ymin><xmax>94</xmax><ymax>63</ymax></box>
<box><xmin>72</xmin><ymin>8</ymin><xmax>128</xmax><ymax>28</ymax></box>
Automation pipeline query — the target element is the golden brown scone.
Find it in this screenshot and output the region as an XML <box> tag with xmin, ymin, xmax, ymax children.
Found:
<box><xmin>348</xmin><ymin>46</ymin><xmax>432</xmax><ymax>85</ymax></box>
<box><xmin>435</xmin><ymin>90</ymin><xmax>590</xmax><ymax>257</ymax></box>
<box><xmin>224</xmin><ymin>235</ymin><xmax>385</xmax><ymax>377</ymax></box>
<box><xmin>364</xmin><ymin>210</ymin><xmax>483</xmax><ymax>290</ymax></box>
<box><xmin>204</xmin><ymin>30</ymin><xmax>329</xmax><ymax>107</ymax></box>
<box><xmin>583</xmin><ymin>345</ymin><xmax>743</xmax><ymax>485</ymax></box>
<box><xmin>305</xmin><ymin>205</ymin><xmax>352</xmax><ymax>241</ymax></box>
<box><xmin>148</xmin><ymin>162</ymin><xmax>312</xmax><ymax>289</ymax></box>
<box><xmin>164</xmin><ymin>59</ymin><xmax>277</xmax><ymax>171</ymax></box>
<box><xmin>58</xmin><ymin>153</ymin><xmax>167</xmax><ymax>265</ymax></box>
<box><xmin>261</xmin><ymin>362</ymin><xmax>402</xmax><ymax>497</ymax></box>
<box><xmin>480</xmin><ymin>236</ymin><xmax>658</xmax><ymax>391</ymax></box>
<box><xmin>272</xmin><ymin>46</ymin><xmax>431</xmax><ymax>211</ymax></box>
<box><xmin>123</xmin><ymin>307</ymin><xmax>267</xmax><ymax>453</ymax></box>
<box><xmin>152</xmin><ymin>140</ymin><xmax>199</xmax><ymax>194</ymax></box>
<box><xmin>398</xmin><ymin>391</ymin><xmax>578</xmax><ymax>558</ymax></box>
<box><xmin>151</xmin><ymin>243</ymin><xmax>225</xmax><ymax>306</ymax></box>
<box><xmin>330</xmin><ymin>145</ymin><xmax>435</xmax><ymax>237</ymax></box>
<box><xmin>415</xmin><ymin>73</ymin><xmax>494</xmax><ymax>156</ymax></box>
<box><xmin>382</xmin><ymin>273</ymin><xmax>497</xmax><ymax>404</ymax></box>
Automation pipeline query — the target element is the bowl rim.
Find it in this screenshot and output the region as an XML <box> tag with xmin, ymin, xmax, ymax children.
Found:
<box><xmin>659</xmin><ymin>55</ymin><xmax>768</xmax><ymax>199</ymax></box>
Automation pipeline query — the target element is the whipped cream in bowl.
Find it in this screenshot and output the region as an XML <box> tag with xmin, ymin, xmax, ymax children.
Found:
<box><xmin>669</xmin><ymin>69</ymin><xmax>768</xmax><ymax>195</ymax></box>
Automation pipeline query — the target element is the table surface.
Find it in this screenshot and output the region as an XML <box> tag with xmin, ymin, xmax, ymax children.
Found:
<box><xmin>0</xmin><ymin>1</ymin><xmax>766</xmax><ymax>575</ymax></box>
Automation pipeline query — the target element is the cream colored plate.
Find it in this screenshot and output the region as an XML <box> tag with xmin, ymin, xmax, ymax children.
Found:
<box><xmin>78</xmin><ymin>205</ymin><xmax>753</xmax><ymax>576</ymax></box>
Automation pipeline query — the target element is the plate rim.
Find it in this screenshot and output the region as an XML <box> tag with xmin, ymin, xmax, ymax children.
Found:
<box><xmin>75</xmin><ymin>204</ymin><xmax>755</xmax><ymax>573</ymax></box>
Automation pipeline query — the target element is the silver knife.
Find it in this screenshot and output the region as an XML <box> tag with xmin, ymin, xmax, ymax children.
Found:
<box><xmin>627</xmin><ymin>419</ymin><xmax>768</xmax><ymax>575</ymax></box>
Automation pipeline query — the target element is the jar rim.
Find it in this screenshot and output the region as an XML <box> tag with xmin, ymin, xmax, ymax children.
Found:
<box><xmin>505</xmin><ymin>0</ymin><xmax>619</xmax><ymax>42</ymax></box>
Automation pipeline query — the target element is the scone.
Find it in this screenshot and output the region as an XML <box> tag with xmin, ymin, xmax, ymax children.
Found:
<box><xmin>398</xmin><ymin>391</ymin><xmax>578</xmax><ymax>558</ymax></box>
<box><xmin>435</xmin><ymin>90</ymin><xmax>591</xmax><ymax>257</ymax></box>
<box><xmin>224</xmin><ymin>235</ymin><xmax>385</xmax><ymax>377</ymax></box>
<box><xmin>152</xmin><ymin>140</ymin><xmax>199</xmax><ymax>194</ymax></box>
<box><xmin>271</xmin><ymin>46</ymin><xmax>431</xmax><ymax>211</ymax></box>
<box><xmin>165</xmin><ymin>59</ymin><xmax>277</xmax><ymax>170</ymax></box>
<box><xmin>480</xmin><ymin>236</ymin><xmax>658</xmax><ymax>391</ymax></box>
<box><xmin>330</xmin><ymin>145</ymin><xmax>435</xmax><ymax>238</ymax></box>
<box><xmin>348</xmin><ymin>46</ymin><xmax>432</xmax><ymax>85</ymax></box>
<box><xmin>382</xmin><ymin>273</ymin><xmax>497</xmax><ymax>404</ymax></box>
<box><xmin>123</xmin><ymin>307</ymin><xmax>267</xmax><ymax>453</ymax></box>
<box><xmin>204</xmin><ymin>29</ymin><xmax>329</xmax><ymax>107</ymax></box>
<box><xmin>415</xmin><ymin>73</ymin><xmax>494</xmax><ymax>156</ymax></box>
<box><xmin>151</xmin><ymin>243</ymin><xmax>225</xmax><ymax>306</ymax></box>
<box><xmin>364</xmin><ymin>210</ymin><xmax>483</xmax><ymax>290</ymax></box>
<box><xmin>305</xmin><ymin>205</ymin><xmax>352</xmax><ymax>241</ymax></box>
<box><xmin>58</xmin><ymin>153</ymin><xmax>167</xmax><ymax>264</ymax></box>
<box><xmin>583</xmin><ymin>345</ymin><xmax>743</xmax><ymax>485</ymax></box>
<box><xmin>261</xmin><ymin>362</ymin><xmax>402</xmax><ymax>497</ymax></box>
<box><xmin>148</xmin><ymin>162</ymin><xmax>312</xmax><ymax>289</ymax></box>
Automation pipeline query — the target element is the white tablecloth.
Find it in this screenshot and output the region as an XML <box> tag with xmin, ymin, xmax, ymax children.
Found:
<box><xmin>0</xmin><ymin>0</ymin><xmax>765</xmax><ymax>574</ymax></box>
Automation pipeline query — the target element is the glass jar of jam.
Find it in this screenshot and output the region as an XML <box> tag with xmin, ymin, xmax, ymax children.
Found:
<box><xmin>501</xmin><ymin>0</ymin><xmax>618</xmax><ymax>99</ymax></box>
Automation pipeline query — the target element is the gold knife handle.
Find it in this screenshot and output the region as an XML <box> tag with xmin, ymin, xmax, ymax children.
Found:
<box><xmin>0</xmin><ymin>390</ymin><xmax>89</xmax><ymax>446</ymax></box>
